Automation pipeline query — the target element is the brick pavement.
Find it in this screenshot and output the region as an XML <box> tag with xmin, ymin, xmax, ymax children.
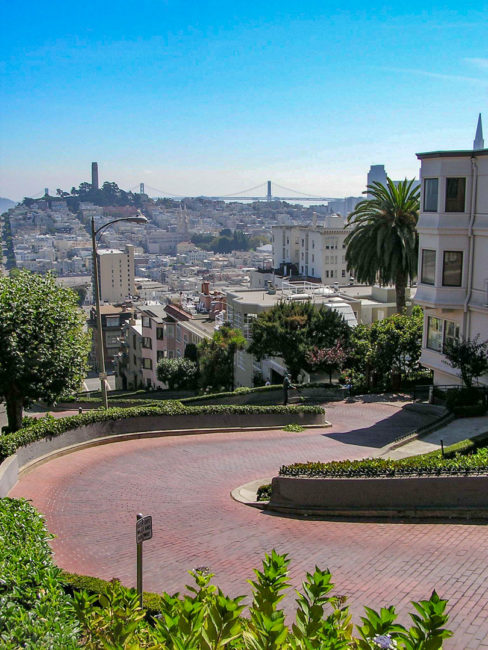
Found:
<box><xmin>9</xmin><ymin>400</ymin><xmax>488</xmax><ymax>648</ymax></box>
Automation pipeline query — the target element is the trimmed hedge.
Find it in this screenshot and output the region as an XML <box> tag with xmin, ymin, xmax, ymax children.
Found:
<box><xmin>256</xmin><ymin>483</ymin><xmax>272</xmax><ymax>501</ymax></box>
<box><xmin>0</xmin><ymin>402</ymin><xmax>323</xmax><ymax>463</ymax></box>
<box><xmin>279</xmin><ymin>445</ymin><xmax>488</xmax><ymax>479</ymax></box>
<box><xmin>0</xmin><ymin>498</ymin><xmax>79</xmax><ymax>648</ymax></box>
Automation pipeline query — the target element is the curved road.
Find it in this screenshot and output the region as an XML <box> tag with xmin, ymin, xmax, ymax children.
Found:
<box><xmin>10</xmin><ymin>400</ymin><xmax>488</xmax><ymax>648</ymax></box>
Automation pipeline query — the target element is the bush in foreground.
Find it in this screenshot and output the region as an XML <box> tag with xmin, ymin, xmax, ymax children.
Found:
<box><xmin>0</xmin><ymin>498</ymin><xmax>79</xmax><ymax>648</ymax></box>
<box><xmin>74</xmin><ymin>550</ymin><xmax>451</xmax><ymax>649</ymax></box>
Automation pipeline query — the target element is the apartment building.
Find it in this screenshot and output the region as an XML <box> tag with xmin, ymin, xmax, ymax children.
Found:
<box><xmin>415</xmin><ymin>137</ymin><xmax>488</xmax><ymax>385</ymax></box>
<box><xmin>271</xmin><ymin>217</ymin><xmax>351</xmax><ymax>284</ymax></box>
<box><xmin>97</xmin><ymin>245</ymin><xmax>135</xmax><ymax>303</ymax></box>
<box><xmin>89</xmin><ymin>304</ymin><xmax>134</xmax><ymax>372</ymax></box>
<box><xmin>116</xmin><ymin>318</ymin><xmax>143</xmax><ymax>390</ymax></box>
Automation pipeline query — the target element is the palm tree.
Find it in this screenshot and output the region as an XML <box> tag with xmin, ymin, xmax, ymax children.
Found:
<box><xmin>344</xmin><ymin>178</ymin><xmax>419</xmax><ymax>313</ymax></box>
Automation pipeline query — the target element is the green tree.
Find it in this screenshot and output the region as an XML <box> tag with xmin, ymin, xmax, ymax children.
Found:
<box><xmin>157</xmin><ymin>357</ymin><xmax>199</xmax><ymax>390</ymax></box>
<box><xmin>248</xmin><ymin>302</ymin><xmax>350</xmax><ymax>381</ymax></box>
<box><xmin>444</xmin><ymin>336</ymin><xmax>488</xmax><ymax>388</ymax></box>
<box><xmin>0</xmin><ymin>271</ymin><xmax>91</xmax><ymax>432</ymax></box>
<box><xmin>198</xmin><ymin>325</ymin><xmax>246</xmax><ymax>391</ymax></box>
<box><xmin>345</xmin><ymin>178</ymin><xmax>419</xmax><ymax>313</ymax></box>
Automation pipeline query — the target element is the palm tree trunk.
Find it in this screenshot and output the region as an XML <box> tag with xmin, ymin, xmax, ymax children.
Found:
<box><xmin>395</xmin><ymin>271</ymin><xmax>407</xmax><ymax>313</ymax></box>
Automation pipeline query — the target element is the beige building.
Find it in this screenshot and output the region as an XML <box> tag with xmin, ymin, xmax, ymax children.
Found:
<box><xmin>271</xmin><ymin>217</ymin><xmax>352</xmax><ymax>283</ymax></box>
<box><xmin>97</xmin><ymin>245</ymin><xmax>135</xmax><ymax>303</ymax></box>
<box><xmin>415</xmin><ymin>142</ymin><xmax>488</xmax><ymax>386</ymax></box>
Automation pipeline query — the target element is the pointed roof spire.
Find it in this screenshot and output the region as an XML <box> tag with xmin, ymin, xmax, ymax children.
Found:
<box><xmin>474</xmin><ymin>113</ymin><xmax>484</xmax><ymax>150</ymax></box>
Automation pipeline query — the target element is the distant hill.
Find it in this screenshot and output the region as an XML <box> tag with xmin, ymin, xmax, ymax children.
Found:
<box><xmin>0</xmin><ymin>198</ymin><xmax>16</xmax><ymax>213</ymax></box>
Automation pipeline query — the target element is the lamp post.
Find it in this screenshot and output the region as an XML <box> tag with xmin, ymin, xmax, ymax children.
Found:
<box><xmin>91</xmin><ymin>212</ymin><xmax>148</xmax><ymax>409</ymax></box>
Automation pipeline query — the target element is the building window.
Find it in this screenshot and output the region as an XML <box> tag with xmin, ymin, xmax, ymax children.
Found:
<box><xmin>312</xmin><ymin>241</ymin><xmax>315</xmax><ymax>249</ymax></box>
<box><xmin>106</xmin><ymin>316</ymin><xmax>119</xmax><ymax>327</ymax></box>
<box><xmin>443</xmin><ymin>320</ymin><xmax>460</xmax><ymax>353</ymax></box>
<box><xmin>142</xmin><ymin>337</ymin><xmax>152</xmax><ymax>349</ymax></box>
<box><xmin>442</xmin><ymin>251</ymin><xmax>463</xmax><ymax>286</ymax></box>
<box><xmin>342</xmin><ymin>269</ymin><xmax>346</xmax><ymax>277</ymax></box>
<box><xmin>445</xmin><ymin>178</ymin><xmax>466</xmax><ymax>212</ymax></box>
<box><xmin>156</xmin><ymin>327</ymin><xmax>164</xmax><ymax>340</ymax></box>
<box><xmin>143</xmin><ymin>357</ymin><xmax>152</xmax><ymax>370</ymax></box>
<box><xmin>132</xmin><ymin>334</ymin><xmax>136</xmax><ymax>347</ymax></box>
<box><xmin>421</xmin><ymin>250</ymin><xmax>436</xmax><ymax>285</ymax></box>
<box><xmin>423</xmin><ymin>178</ymin><xmax>438</xmax><ymax>212</ymax></box>
<box><xmin>427</xmin><ymin>317</ymin><xmax>442</xmax><ymax>352</ymax></box>
<box><xmin>157</xmin><ymin>350</ymin><xmax>165</xmax><ymax>361</ymax></box>
<box><xmin>142</xmin><ymin>316</ymin><xmax>151</xmax><ymax>328</ymax></box>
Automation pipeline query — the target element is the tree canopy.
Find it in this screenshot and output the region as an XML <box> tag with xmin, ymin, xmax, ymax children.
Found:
<box><xmin>198</xmin><ymin>325</ymin><xmax>246</xmax><ymax>391</ymax></box>
<box><xmin>0</xmin><ymin>270</ymin><xmax>91</xmax><ymax>431</ymax></box>
<box><xmin>345</xmin><ymin>178</ymin><xmax>419</xmax><ymax>313</ymax></box>
<box><xmin>157</xmin><ymin>357</ymin><xmax>199</xmax><ymax>390</ymax></box>
<box><xmin>248</xmin><ymin>301</ymin><xmax>350</xmax><ymax>381</ymax></box>
<box><xmin>444</xmin><ymin>337</ymin><xmax>488</xmax><ymax>388</ymax></box>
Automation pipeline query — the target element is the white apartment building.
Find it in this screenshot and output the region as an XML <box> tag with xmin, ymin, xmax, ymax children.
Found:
<box><xmin>415</xmin><ymin>141</ymin><xmax>488</xmax><ymax>386</ymax></box>
<box><xmin>271</xmin><ymin>217</ymin><xmax>351</xmax><ymax>284</ymax></box>
<box><xmin>97</xmin><ymin>244</ymin><xmax>135</xmax><ymax>303</ymax></box>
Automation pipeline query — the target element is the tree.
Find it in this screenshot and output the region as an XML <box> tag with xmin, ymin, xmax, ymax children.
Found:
<box><xmin>306</xmin><ymin>342</ymin><xmax>347</xmax><ymax>383</ymax></box>
<box><xmin>248</xmin><ymin>302</ymin><xmax>350</xmax><ymax>381</ymax></box>
<box><xmin>157</xmin><ymin>357</ymin><xmax>199</xmax><ymax>390</ymax></box>
<box><xmin>444</xmin><ymin>337</ymin><xmax>488</xmax><ymax>388</ymax></box>
<box><xmin>345</xmin><ymin>178</ymin><xmax>419</xmax><ymax>313</ymax></box>
<box><xmin>0</xmin><ymin>271</ymin><xmax>91</xmax><ymax>432</ymax></box>
<box><xmin>198</xmin><ymin>325</ymin><xmax>246</xmax><ymax>391</ymax></box>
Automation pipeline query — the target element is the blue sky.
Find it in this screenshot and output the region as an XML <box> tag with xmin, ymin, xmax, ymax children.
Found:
<box><xmin>1</xmin><ymin>0</ymin><xmax>487</xmax><ymax>201</ymax></box>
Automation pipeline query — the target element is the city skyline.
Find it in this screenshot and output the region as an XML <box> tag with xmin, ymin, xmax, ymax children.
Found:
<box><xmin>1</xmin><ymin>0</ymin><xmax>487</xmax><ymax>201</ymax></box>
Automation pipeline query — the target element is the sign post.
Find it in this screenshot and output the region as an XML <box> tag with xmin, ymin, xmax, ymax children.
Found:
<box><xmin>136</xmin><ymin>513</ymin><xmax>153</xmax><ymax>608</ymax></box>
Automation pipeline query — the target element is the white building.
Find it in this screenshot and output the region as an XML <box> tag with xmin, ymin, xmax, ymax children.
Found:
<box><xmin>415</xmin><ymin>124</ymin><xmax>488</xmax><ymax>386</ymax></box>
<box><xmin>271</xmin><ymin>217</ymin><xmax>351</xmax><ymax>284</ymax></box>
<box><xmin>97</xmin><ymin>244</ymin><xmax>135</xmax><ymax>303</ymax></box>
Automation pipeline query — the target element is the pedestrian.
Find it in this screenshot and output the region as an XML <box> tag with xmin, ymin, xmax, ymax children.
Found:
<box><xmin>283</xmin><ymin>373</ymin><xmax>295</xmax><ymax>405</ymax></box>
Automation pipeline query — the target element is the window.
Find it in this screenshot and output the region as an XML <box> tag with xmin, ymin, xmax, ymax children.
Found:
<box><xmin>312</xmin><ymin>241</ymin><xmax>315</xmax><ymax>249</ymax></box>
<box><xmin>427</xmin><ymin>317</ymin><xmax>442</xmax><ymax>352</ymax></box>
<box><xmin>442</xmin><ymin>251</ymin><xmax>463</xmax><ymax>286</ymax></box>
<box><xmin>142</xmin><ymin>337</ymin><xmax>152</xmax><ymax>349</ymax></box>
<box><xmin>423</xmin><ymin>178</ymin><xmax>438</xmax><ymax>212</ymax></box>
<box><xmin>132</xmin><ymin>334</ymin><xmax>136</xmax><ymax>347</ymax></box>
<box><xmin>443</xmin><ymin>320</ymin><xmax>460</xmax><ymax>352</ymax></box>
<box><xmin>156</xmin><ymin>327</ymin><xmax>164</xmax><ymax>340</ymax></box>
<box><xmin>312</xmin><ymin>254</ymin><xmax>314</xmax><ymax>262</ymax></box>
<box><xmin>421</xmin><ymin>250</ymin><xmax>436</xmax><ymax>285</ymax></box>
<box><xmin>157</xmin><ymin>350</ymin><xmax>165</xmax><ymax>361</ymax></box>
<box><xmin>142</xmin><ymin>316</ymin><xmax>151</xmax><ymax>328</ymax></box>
<box><xmin>342</xmin><ymin>270</ymin><xmax>346</xmax><ymax>277</ymax></box>
<box><xmin>445</xmin><ymin>178</ymin><xmax>466</xmax><ymax>212</ymax></box>
<box><xmin>106</xmin><ymin>316</ymin><xmax>119</xmax><ymax>327</ymax></box>
<box><xmin>143</xmin><ymin>357</ymin><xmax>152</xmax><ymax>370</ymax></box>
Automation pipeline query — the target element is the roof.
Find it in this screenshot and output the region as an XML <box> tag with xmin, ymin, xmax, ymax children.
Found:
<box><xmin>416</xmin><ymin>148</ymin><xmax>488</xmax><ymax>160</ymax></box>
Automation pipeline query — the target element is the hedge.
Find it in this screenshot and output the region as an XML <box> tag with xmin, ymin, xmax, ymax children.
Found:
<box><xmin>0</xmin><ymin>402</ymin><xmax>323</xmax><ymax>463</ymax></box>
<box><xmin>279</xmin><ymin>445</ymin><xmax>488</xmax><ymax>479</ymax></box>
<box><xmin>0</xmin><ymin>498</ymin><xmax>79</xmax><ymax>648</ymax></box>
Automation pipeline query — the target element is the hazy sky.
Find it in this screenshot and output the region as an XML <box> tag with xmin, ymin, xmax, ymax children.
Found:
<box><xmin>1</xmin><ymin>0</ymin><xmax>487</xmax><ymax>201</ymax></box>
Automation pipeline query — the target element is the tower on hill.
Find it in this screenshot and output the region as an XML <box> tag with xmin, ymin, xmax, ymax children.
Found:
<box><xmin>91</xmin><ymin>162</ymin><xmax>99</xmax><ymax>190</ymax></box>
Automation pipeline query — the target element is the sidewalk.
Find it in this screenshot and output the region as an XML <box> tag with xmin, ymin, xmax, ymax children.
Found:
<box><xmin>381</xmin><ymin>414</ymin><xmax>488</xmax><ymax>460</ymax></box>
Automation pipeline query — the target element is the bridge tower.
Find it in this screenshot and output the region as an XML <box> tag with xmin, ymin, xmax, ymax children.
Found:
<box><xmin>267</xmin><ymin>180</ymin><xmax>272</xmax><ymax>202</ymax></box>
<box><xmin>140</xmin><ymin>183</ymin><xmax>145</xmax><ymax>195</ymax></box>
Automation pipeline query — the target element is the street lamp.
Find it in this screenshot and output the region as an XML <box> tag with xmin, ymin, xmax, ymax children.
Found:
<box><xmin>91</xmin><ymin>212</ymin><xmax>148</xmax><ymax>408</ymax></box>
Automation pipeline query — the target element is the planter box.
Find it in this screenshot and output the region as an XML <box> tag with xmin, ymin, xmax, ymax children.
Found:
<box><xmin>268</xmin><ymin>474</ymin><xmax>488</xmax><ymax>519</ymax></box>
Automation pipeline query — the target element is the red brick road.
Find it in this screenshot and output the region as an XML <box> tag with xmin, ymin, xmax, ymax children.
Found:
<box><xmin>10</xmin><ymin>401</ymin><xmax>488</xmax><ymax>648</ymax></box>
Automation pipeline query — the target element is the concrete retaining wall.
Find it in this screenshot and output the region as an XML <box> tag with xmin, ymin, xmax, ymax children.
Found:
<box><xmin>0</xmin><ymin>409</ymin><xmax>324</xmax><ymax>498</ymax></box>
<box><xmin>268</xmin><ymin>474</ymin><xmax>488</xmax><ymax>519</ymax></box>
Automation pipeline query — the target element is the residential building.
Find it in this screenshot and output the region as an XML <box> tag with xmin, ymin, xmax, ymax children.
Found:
<box><xmin>89</xmin><ymin>304</ymin><xmax>134</xmax><ymax>371</ymax></box>
<box><xmin>116</xmin><ymin>318</ymin><xmax>143</xmax><ymax>390</ymax></box>
<box><xmin>97</xmin><ymin>245</ymin><xmax>135</xmax><ymax>303</ymax></box>
<box><xmin>415</xmin><ymin>125</ymin><xmax>488</xmax><ymax>386</ymax></box>
<box><xmin>226</xmin><ymin>282</ymin><xmax>358</xmax><ymax>387</ymax></box>
<box><xmin>271</xmin><ymin>218</ymin><xmax>351</xmax><ymax>284</ymax></box>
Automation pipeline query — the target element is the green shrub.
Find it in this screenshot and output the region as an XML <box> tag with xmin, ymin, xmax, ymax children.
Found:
<box><xmin>0</xmin><ymin>403</ymin><xmax>323</xmax><ymax>463</ymax></box>
<box><xmin>445</xmin><ymin>387</ymin><xmax>483</xmax><ymax>410</ymax></box>
<box><xmin>72</xmin><ymin>550</ymin><xmax>452</xmax><ymax>648</ymax></box>
<box><xmin>283</xmin><ymin>423</ymin><xmax>305</xmax><ymax>432</ymax></box>
<box><xmin>0</xmin><ymin>498</ymin><xmax>79</xmax><ymax>648</ymax></box>
<box><xmin>256</xmin><ymin>483</ymin><xmax>272</xmax><ymax>501</ymax></box>
<box><xmin>280</xmin><ymin>445</ymin><xmax>488</xmax><ymax>479</ymax></box>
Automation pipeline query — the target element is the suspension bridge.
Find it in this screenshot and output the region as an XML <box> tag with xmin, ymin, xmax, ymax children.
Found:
<box><xmin>128</xmin><ymin>180</ymin><xmax>336</xmax><ymax>202</ymax></box>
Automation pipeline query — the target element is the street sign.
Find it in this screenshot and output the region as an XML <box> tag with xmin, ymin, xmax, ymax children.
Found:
<box><xmin>136</xmin><ymin>515</ymin><xmax>153</xmax><ymax>544</ymax></box>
